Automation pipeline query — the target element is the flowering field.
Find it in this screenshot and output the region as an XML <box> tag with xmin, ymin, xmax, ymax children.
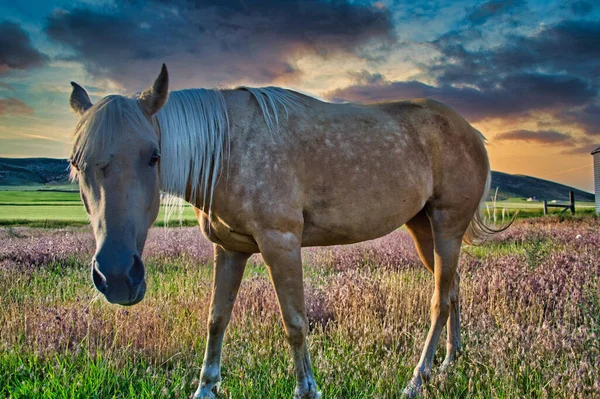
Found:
<box><xmin>1</xmin><ymin>218</ymin><xmax>599</xmax><ymax>398</ymax></box>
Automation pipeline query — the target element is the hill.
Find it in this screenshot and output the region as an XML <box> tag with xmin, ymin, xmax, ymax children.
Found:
<box><xmin>0</xmin><ymin>158</ymin><xmax>71</xmax><ymax>186</ymax></box>
<box><xmin>490</xmin><ymin>171</ymin><xmax>594</xmax><ymax>202</ymax></box>
<box><xmin>0</xmin><ymin>157</ymin><xmax>594</xmax><ymax>201</ymax></box>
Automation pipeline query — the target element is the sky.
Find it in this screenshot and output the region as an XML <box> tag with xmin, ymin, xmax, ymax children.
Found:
<box><xmin>0</xmin><ymin>0</ymin><xmax>598</xmax><ymax>192</ymax></box>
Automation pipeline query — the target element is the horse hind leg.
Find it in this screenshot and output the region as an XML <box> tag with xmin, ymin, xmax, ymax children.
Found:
<box><xmin>404</xmin><ymin>209</ymin><xmax>464</xmax><ymax>397</ymax></box>
<box><xmin>406</xmin><ymin>211</ymin><xmax>463</xmax><ymax>367</ymax></box>
<box><xmin>442</xmin><ymin>273</ymin><xmax>461</xmax><ymax>370</ymax></box>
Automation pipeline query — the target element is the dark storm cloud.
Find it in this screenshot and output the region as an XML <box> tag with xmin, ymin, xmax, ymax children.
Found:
<box><xmin>0</xmin><ymin>97</ymin><xmax>34</xmax><ymax>116</ymax></box>
<box><xmin>45</xmin><ymin>0</ymin><xmax>393</xmax><ymax>90</ymax></box>
<box><xmin>327</xmin><ymin>73</ymin><xmax>595</xmax><ymax>122</ymax></box>
<box><xmin>428</xmin><ymin>19</ymin><xmax>600</xmax><ymax>88</ymax></box>
<box><xmin>0</xmin><ymin>21</ymin><xmax>48</xmax><ymax>75</ymax></box>
<box><xmin>494</xmin><ymin>130</ymin><xmax>574</xmax><ymax>145</ymax></box>
<box><xmin>329</xmin><ymin>18</ymin><xmax>599</xmax><ymax>132</ymax></box>
<box><xmin>568</xmin><ymin>1</ymin><xmax>594</xmax><ymax>16</ymax></box>
<box><xmin>467</xmin><ymin>0</ymin><xmax>525</xmax><ymax>25</ymax></box>
<box><xmin>558</xmin><ymin>104</ymin><xmax>600</xmax><ymax>135</ymax></box>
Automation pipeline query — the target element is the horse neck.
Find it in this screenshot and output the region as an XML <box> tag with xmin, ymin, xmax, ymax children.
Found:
<box><xmin>154</xmin><ymin>86</ymin><xmax>303</xmax><ymax>214</ymax></box>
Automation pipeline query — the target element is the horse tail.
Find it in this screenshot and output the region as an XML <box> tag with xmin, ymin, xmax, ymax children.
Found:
<box><xmin>463</xmin><ymin>130</ymin><xmax>517</xmax><ymax>245</ymax></box>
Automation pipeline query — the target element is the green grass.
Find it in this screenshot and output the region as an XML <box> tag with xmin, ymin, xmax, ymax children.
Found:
<box><xmin>0</xmin><ymin>204</ymin><xmax>198</xmax><ymax>223</ymax></box>
<box><xmin>0</xmin><ymin>190</ymin><xmax>80</xmax><ymax>204</ymax></box>
<box><xmin>0</xmin><ymin>192</ymin><xmax>596</xmax><ymax>228</ymax></box>
<box><xmin>1</xmin><ymin>220</ymin><xmax>598</xmax><ymax>398</ymax></box>
<box><xmin>484</xmin><ymin>197</ymin><xmax>595</xmax><ymax>210</ymax></box>
<box><xmin>0</xmin><ymin>190</ymin><xmax>199</xmax><ymax>227</ymax></box>
<box><xmin>0</xmin><ymin>183</ymin><xmax>79</xmax><ymax>192</ymax></box>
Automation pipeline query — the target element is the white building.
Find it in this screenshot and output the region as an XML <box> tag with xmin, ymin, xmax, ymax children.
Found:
<box><xmin>593</xmin><ymin>146</ymin><xmax>600</xmax><ymax>215</ymax></box>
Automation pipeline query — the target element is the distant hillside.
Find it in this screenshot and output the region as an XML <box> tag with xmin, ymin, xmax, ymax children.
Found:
<box><xmin>0</xmin><ymin>158</ymin><xmax>70</xmax><ymax>186</ymax></box>
<box><xmin>491</xmin><ymin>171</ymin><xmax>594</xmax><ymax>202</ymax></box>
<box><xmin>0</xmin><ymin>157</ymin><xmax>594</xmax><ymax>201</ymax></box>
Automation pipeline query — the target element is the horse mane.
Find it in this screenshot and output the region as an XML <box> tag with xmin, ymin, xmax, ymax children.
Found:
<box><xmin>155</xmin><ymin>86</ymin><xmax>304</xmax><ymax>219</ymax></box>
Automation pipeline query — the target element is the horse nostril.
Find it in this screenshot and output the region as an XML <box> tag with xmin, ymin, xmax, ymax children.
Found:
<box><xmin>91</xmin><ymin>260</ymin><xmax>108</xmax><ymax>293</ymax></box>
<box><xmin>129</xmin><ymin>255</ymin><xmax>145</xmax><ymax>286</ymax></box>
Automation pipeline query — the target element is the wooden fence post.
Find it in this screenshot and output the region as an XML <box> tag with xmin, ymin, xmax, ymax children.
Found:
<box><xmin>569</xmin><ymin>191</ymin><xmax>575</xmax><ymax>215</ymax></box>
<box><xmin>543</xmin><ymin>200</ymin><xmax>548</xmax><ymax>215</ymax></box>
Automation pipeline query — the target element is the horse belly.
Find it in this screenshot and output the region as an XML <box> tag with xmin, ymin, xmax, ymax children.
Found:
<box><xmin>300</xmin><ymin>177</ymin><xmax>428</xmax><ymax>247</ymax></box>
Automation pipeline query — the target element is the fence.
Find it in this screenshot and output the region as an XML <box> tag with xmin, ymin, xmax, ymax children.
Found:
<box><xmin>543</xmin><ymin>191</ymin><xmax>575</xmax><ymax>215</ymax></box>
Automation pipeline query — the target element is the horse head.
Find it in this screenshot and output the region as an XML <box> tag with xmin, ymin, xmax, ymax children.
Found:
<box><xmin>69</xmin><ymin>65</ymin><xmax>168</xmax><ymax>305</ymax></box>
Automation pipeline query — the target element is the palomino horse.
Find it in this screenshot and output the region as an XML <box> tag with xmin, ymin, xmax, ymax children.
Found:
<box><xmin>69</xmin><ymin>65</ymin><xmax>502</xmax><ymax>398</ymax></box>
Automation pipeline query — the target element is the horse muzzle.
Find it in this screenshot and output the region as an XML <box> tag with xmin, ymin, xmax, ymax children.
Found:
<box><xmin>91</xmin><ymin>254</ymin><xmax>146</xmax><ymax>306</ymax></box>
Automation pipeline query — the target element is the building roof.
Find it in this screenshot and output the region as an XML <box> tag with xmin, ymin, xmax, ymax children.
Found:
<box><xmin>593</xmin><ymin>146</ymin><xmax>600</xmax><ymax>155</ymax></box>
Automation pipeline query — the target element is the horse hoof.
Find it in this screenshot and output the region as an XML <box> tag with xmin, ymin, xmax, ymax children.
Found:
<box><xmin>194</xmin><ymin>391</ymin><xmax>215</xmax><ymax>399</ymax></box>
<box><xmin>440</xmin><ymin>358</ymin><xmax>454</xmax><ymax>373</ymax></box>
<box><xmin>294</xmin><ymin>390</ymin><xmax>322</xmax><ymax>399</ymax></box>
<box><xmin>402</xmin><ymin>381</ymin><xmax>422</xmax><ymax>399</ymax></box>
<box><xmin>194</xmin><ymin>383</ymin><xmax>220</xmax><ymax>399</ymax></box>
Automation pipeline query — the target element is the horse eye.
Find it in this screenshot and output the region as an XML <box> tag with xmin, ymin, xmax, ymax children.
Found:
<box><xmin>149</xmin><ymin>152</ymin><xmax>160</xmax><ymax>167</ymax></box>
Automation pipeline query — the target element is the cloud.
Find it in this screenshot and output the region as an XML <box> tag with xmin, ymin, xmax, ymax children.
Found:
<box><xmin>494</xmin><ymin>129</ymin><xmax>599</xmax><ymax>156</ymax></box>
<box><xmin>0</xmin><ymin>82</ymin><xmax>14</xmax><ymax>91</ymax></box>
<box><xmin>326</xmin><ymin>73</ymin><xmax>595</xmax><ymax>122</ymax></box>
<box><xmin>494</xmin><ymin>129</ymin><xmax>574</xmax><ymax>145</ymax></box>
<box><xmin>561</xmin><ymin>143</ymin><xmax>600</xmax><ymax>155</ymax></box>
<box><xmin>348</xmin><ymin>70</ymin><xmax>387</xmax><ymax>85</ymax></box>
<box><xmin>467</xmin><ymin>0</ymin><xmax>526</xmax><ymax>25</ymax></box>
<box><xmin>45</xmin><ymin>1</ymin><xmax>394</xmax><ymax>90</ymax></box>
<box><xmin>429</xmin><ymin>20</ymin><xmax>600</xmax><ymax>87</ymax></box>
<box><xmin>568</xmin><ymin>1</ymin><xmax>595</xmax><ymax>16</ymax></box>
<box><xmin>0</xmin><ymin>21</ymin><xmax>48</xmax><ymax>75</ymax></box>
<box><xmin>558</xmin><ymin>103</ymin><xmax>600</xmax><ymax>135</ymax></box>
<box><xmin>0</xmin><ymin>98</ymin><xmax>34</xmax><ymax>116</ymax></box>
<box><xmin>368</xmin><ymin>17</ymin><xmax>599</xmax><ymax>86</ymax></box>
<box><xmin>328</xmin><ymin>18</ymin><xmax>599</xmax><ymax>131</ymax></box>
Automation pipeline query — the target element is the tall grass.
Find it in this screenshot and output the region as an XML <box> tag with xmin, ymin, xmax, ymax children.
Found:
<box><xmin>1</xmin><ymin>218</ymin><xmax>599</xmax><ymax>398</ymax></box>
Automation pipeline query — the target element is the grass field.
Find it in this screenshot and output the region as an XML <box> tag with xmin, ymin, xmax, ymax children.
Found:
<box><xmin>1</xmin><ymin>218</ymin><xmax>599</xmax><ymax>398</ymax></box>
<box><xmin>0</xmin><ymin>190</ymin><xmax>596</xmax><ymax>228</ymax></box>
<box><xmin>0</xmin><ymin>190</ymin><xmax>198</xmax><ymax>227</ymax></box>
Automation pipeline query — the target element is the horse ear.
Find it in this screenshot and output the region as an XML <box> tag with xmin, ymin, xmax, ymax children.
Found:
<box><xmin>139</xmin><ymin>64</ymin><xmax>169</xmax><ymax>117</ymax></box>
<box><xmin>70</xmin><ymin>82</ymin><xmax>93</xmax><ymax>116</ymax></box>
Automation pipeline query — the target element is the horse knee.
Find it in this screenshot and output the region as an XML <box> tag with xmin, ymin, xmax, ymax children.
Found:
<box><xmin>208</xmin><ymin>315</ymin><xmax>227</xmax><ymax>336</ymax></box>
<box><xmin>430</xmin><ymin>294</ymin><xmax>451</xmax><ymax>320</ymax></box>
<box><xmin>285</xmin><ymin>316</ymin><xmax>308</xmax><ymax>346</ymax></box>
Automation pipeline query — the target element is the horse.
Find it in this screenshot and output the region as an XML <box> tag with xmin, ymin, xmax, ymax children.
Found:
<box><xmin>68</xmin><ymin>64</ymin><xmax>505</xmax><ymax>398</ymax></box>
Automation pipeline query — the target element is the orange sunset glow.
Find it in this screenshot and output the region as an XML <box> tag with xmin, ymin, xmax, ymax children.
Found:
<box><xmin>0</xmin><ymin>0</ymin><xmax>598</xmax><ymax>192</ymax></box>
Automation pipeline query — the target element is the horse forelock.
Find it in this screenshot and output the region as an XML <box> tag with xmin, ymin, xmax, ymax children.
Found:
<box><xmin>69</xmin><ymin>94</ymin><xmax>155</xmax><ymax>181</ymax></box>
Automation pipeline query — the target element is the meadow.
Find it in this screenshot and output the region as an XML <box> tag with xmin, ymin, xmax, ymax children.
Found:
<box><xmin>1</xmin><ymin>217</ymin><xmax>599</xmax><ymax>398</ymax></box>
<box><xmin>0</xmin><ymin>189</ymin><xmax>596</xmax><ymax>228</ymax></box>
<box><xmin>0</xmin><ymin>190</ymin><xmax>198</xmax><ymax>227</ymax></box>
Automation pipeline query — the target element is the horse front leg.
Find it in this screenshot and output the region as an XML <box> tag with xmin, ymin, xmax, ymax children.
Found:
<box><xmin>257</xmin><ymin>230</ymin><xmax>321</xmax><ymax>399</ymax></box>
<box><xmin>194</xmin><ymin>244</ymin><xmax>249</xmax><ymax>399</ymax></box>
